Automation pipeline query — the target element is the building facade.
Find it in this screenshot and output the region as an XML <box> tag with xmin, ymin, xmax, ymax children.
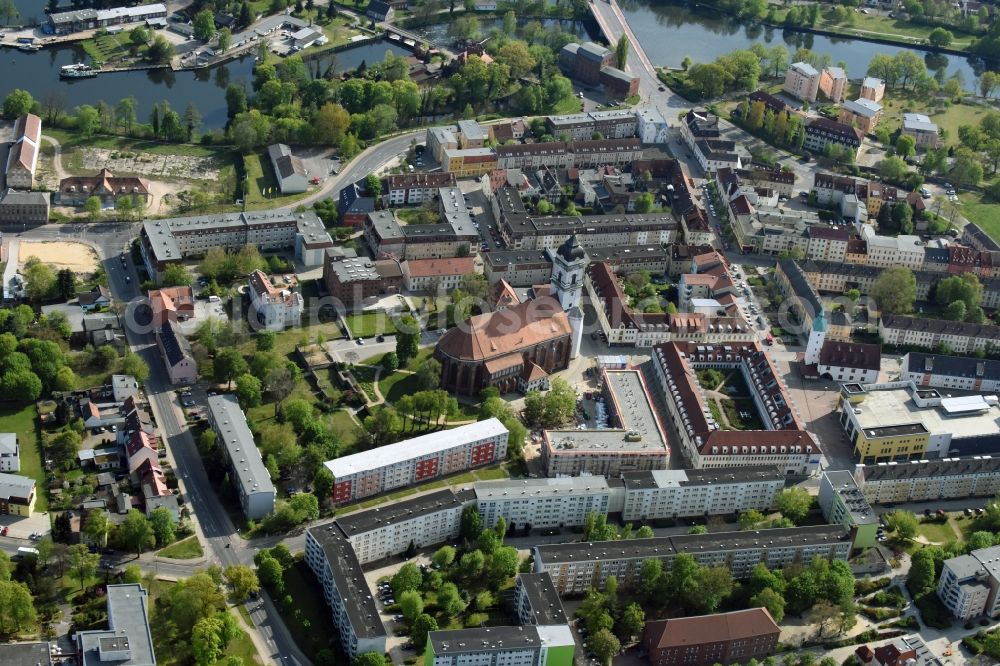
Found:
<box><xmin>644</xmin><ymin>608</ymin><xmax>781</xmax><ymax>666</ymax></box>
<box><xmin>207</xmin><ymin>394</ymin><xmax>275</xmax><ymax>520</ymax></box>
<box><xmin>247</xmin><ymin>270</ymin><xmax>303</xmax><ymax>330</ymax></box>
<box><xmin>325</xmin><ymin>419</ymin><xmax>509</xmax><ymax>504</ymax></box>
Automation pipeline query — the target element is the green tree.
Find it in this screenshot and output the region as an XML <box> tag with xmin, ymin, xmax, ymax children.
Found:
<box><xmin>83</xmin><ymin>509</ymin><xmax>110</xmax><ymax>548</ymax></box>
<box><xmin>120</xmin><ymin>351</ymin><xmax>150</xmax><ymax>383</ymax></box>
<box><xmin>3</xmin><ymin>89</ymin><xmax>33</xmax><ymax>120</ymax></box>
<box><xmin>750</xmin><ymin>587</ymin><xmax>786</xmax><ymax>622</ymax></box>
<box><xmin>129</xmin><ymin>26</ymin><xmax>149</xmax><ymax>47</ymax></box>
<box><xmin>895</xmin><ymin>134</ymin><xmax>916</xmax><ymax>158</ymax></box>
<box><xmin>908</xmin><ymin>549</ymin><xmax>937</xmax><ymax>593</ymax></box>
<box><xmin>68</xmin><ymin>543</ymin><xmax>100</xmax><ymax>590</ymax></box>
<box><xmin>235</xmin><ymin>373</ymin><xmax>263</xmax><ymax>409</ymax></box>
<box><xmin>313</xmin><ymin>467</ymin><xmax>334</xmax><ymax>507</ymax></box>
<box><xmin>461</xmin><ymin>505</ymin><xmax>483</xmax><ymax>541</ymax></box>
<box><xmin>885</xmin><ymin>510</ymin><xmax>918</xmax><ymax>540</ymax></box>
<box><xmin>635</xmin><ymin>192</ymin><xmax>654</xmax><ymax>213</ymax></box>
<box><xmin>395</xmin><ymin>315</ymin><xmax>420</xmax><ymax>365</ymax></box>
<box><xmin>149</xmin><ymin>507</ymin><xmax>176</xmax><ymax>547</ymax></box>
<box><xmin>391</xmin><ymin>562</ymin><xmax>423</xmax><ymax>595</ymax></box>
<box><xmin>871</xmin><ymin>266</ymin><xmax>917</xmax><ymax>315</ymax></box>
<box><xmin>614</xmin><ymin>35</ymin><xmax>629</xmax><ymax>70</ymax></box>
<box><xmin>161</xmin><ymin>263</ymin><xmax>193</xmax><ymax>287</ymax></box>
<box><xmin>412</xmin><ymin>614</ymin><xmax>438</xmax><ymax>650</ymax></box>
<box><xmin>116</xmin><ymin>509</ymin><xmax>155</xmax><ymax>556</ymax></box>
<box><xmin>460</xmin><ymin>550</ymin><xmax>485</xmax><ymax>578</ymax></box>
<box><xmin>775</xmin><ymin>487</ymin><xmax>813</xmax><ymax>524</ymax></box>
<box><xmin>928</xmin><ymin>27</ymin><xmax>953</xmax><ymax>47</ymax></box>
<box><xmin>739</xmin><ymin>509</ymin><xmax>766</xmax><ymax>530</ymax></box>
<box><xmin>217</xmin><ymin>27</ymin><xmax>232</xmax><ymax>53</ymax></box>
<box><xmin>352</xmin><ymin>653</ymin><xmax>386</xmax><ymax>666</ymax></box>
<box><xmin>936</xmin><ymin>272</ymin><xmax>982</xmax><ymax>310</ymax></box>
<box><xmin>437</xmin><ymin>582</ymin><xmax>467</xmax><ymax>618</ymax></box>
<box><xmin>194</xmin><ymin>9</ymin><xmax>216</xmax><ymax>40</ymax></box>
<box><xmin>84</xmin><ymin>196</ymin><xmax>103</xmax><ymax>222</ymax></box>
<box><xmin>432</xmin><ymin>545</ymin><xmax>456</xmax><ymax>568</ymax></box>
<box><xmin>618</xmin><ymin>602</ymin><xmax>645</xmax><ymax>640</ymax></box>
<box><xmin>223</xmin><ymin>564</ymin><xmax>260</xmax><ymax>603</ymax></box>
<box><xmin>490</xmin><ymin>546</ymin><xmax>519</xmax><ymax>583</ymax></box>
<box><xmin>255</xmin><ymin>553</ymin><xmax>285</xmax><ymax>593</ymax></box>
<box><xmin>589</xmin><ymin>628</ymin><xmax>621</xmax><ymax>665</ymax></box>
<box><xmin>0</xmin><ymin>580</ymin><xmax>37</xmax><ymax>635</ymax></box>
<box><xmin>214</xmin><ymin>348</ymin><xmax>248</xmax><ymax>388</ymax></box>
<box><xmin>398</xmin><ymin>589</ymin><xmax>423</xmax><ymax>622</ymax></box>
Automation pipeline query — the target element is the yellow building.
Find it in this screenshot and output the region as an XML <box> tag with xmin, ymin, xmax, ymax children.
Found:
<box><xmin>0</xmin><ymin>473</ymin><xmax>35</xmax><ymax>516</ymax></box>
<box><xmin>441</xmin><ymin>147</ymin><xmax>498</xmax><ymax>178</ymax></box>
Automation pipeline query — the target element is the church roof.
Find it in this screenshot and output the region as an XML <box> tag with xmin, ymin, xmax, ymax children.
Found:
<box><xmin>437</xmin><ymin>295</ymin><xmax>572</xmax><ymax>362</ymax></box>
<box><xmin>556</xmin><ymin>234</ymin><xmax>586</xmax><ymax>262</ymax></box>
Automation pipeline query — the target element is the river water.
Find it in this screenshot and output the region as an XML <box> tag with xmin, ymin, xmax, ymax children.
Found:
<box><xmin>0</xmin><ymin>38</ymin><xmax>408</xmax><ymax>129</ymax></box>
<box><xmin>617</xmin><ymin>0</ymin><xmax>989</xmax><ymax>89</ymax></box>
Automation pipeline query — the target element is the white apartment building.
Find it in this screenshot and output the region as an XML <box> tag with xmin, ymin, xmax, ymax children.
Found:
<box><xmin>636</xmin><ymin>107</ymin><xmax>670</xmax><ymax>144</ymax></box>
<box><xmin>382</xmin><ymin>173</ymin><xmax>457</xmax><ymax>206</ymax></box>
<box><xmin>533</xmin><ymin>525</ymin><xmax>851</xmax><ymax>594</ymax></box>
<box><xmin>304</xmin><ymin>526</ymin><xmax>388</xmax><ymax>659</ymax></box>
<box><xmin>938</xmin><ymin>545</ymin><xmax>1000</xmax><ymax>620</ymax></box>
<box><xmin>620</xmin><ymin>467</ymin><xmax>784</xmax><ymax>521</ymax></box>
<box><xmin>0</xmin><ymin>433</ymin><xmax>19</xmax><ymax>472</ymax></box>
<box><xmin>334</xmin><ymin>489</ymin><xmax>469</xmax><ymax>564</ymax></box>
<box><xmin>879</xmin><ymin>315</ymin><xmax>1000</xmax><ymax>355</ymax></box>
<box><xmin>783</xmin><ymin>62</ymin><xmax>821</xmax><ymax>102</ymax></box>
<box><xmin>900</xmin><ymin>352</ymin><xmax>1000</xmax><ymax>392</ymax></box>
<box><xmin>860</xmin><ymin>226</ymin><xmax>923</xmax><ymax>269</ymax></box>
<box><xmin>247</xmin><ymin>270</ymin><xmax>303</xmax><ymax>330</ymax></box>
<box><xmin>514</xmin><ymin>572</ymin><xmax>568</xmax><ymax>626</ymax></box>
<box><xmin>426</xmin><ymin>625</ymin><xmax>575</xmax><ymax>666</ymax></box>
<box><xmin>856</xmin><ymin>457</ymin><xmax>1000</xmax><ymax>505</ymax></box>
<box><xmin>326</xmin><ymin>418</ymin><xmax>509</xmax><ymax>504</ymax></box>
<box><xmin>207</xmin><ymin>394</ymin><xmax>275</xmax><ymax>521</ymax></box>
<box><xmin>475</xmin><ymin>477</ymin><xmax>619</xmax><ymax>530</ymax></box>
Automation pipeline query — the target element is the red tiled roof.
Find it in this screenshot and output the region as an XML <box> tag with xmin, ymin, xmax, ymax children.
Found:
<box><xmin>645</xmin><ymin>608</ymin><xmax>779</xmax><ymax>649</ymax></box>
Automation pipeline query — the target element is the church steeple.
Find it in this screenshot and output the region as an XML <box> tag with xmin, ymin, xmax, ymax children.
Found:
<box><xmin>547</xmin><ymin>235</ymin><xmax>588</xmax><ymax>311</ymax></box>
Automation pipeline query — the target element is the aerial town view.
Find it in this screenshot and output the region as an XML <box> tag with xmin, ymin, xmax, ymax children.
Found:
<box><xmin>1</xmin><ymin>0</ymin><xmax>1000</xmax><ymax>662</ymax></box>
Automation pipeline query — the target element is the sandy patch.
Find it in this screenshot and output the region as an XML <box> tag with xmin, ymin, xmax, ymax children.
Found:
<box><xmin>19</xmin><ymin>241</ymin><xmax>99</xmax><ymax>273</ymax></box>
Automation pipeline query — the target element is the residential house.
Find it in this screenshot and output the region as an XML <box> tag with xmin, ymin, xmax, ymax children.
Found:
<box><xmin>805</xmin><ymin>118</ymin><xmax>863</xmax><ymax>157</ymax></box>
<box><xmin>365</xmin><ymin>0</ymin><xmax>393</xmax><ymax>21</ymax></box>
<box><xmin>147</xmin><ymin>286</ymin><xmax>195</xmax><ymax>326</ymax></box>
<box><xmin>267</xmin><ymin>144</ymin><xmax>309</xmax><ymax>194</ymax></box>
<box><xmin>155</xmin><ymin>321</ymin><xmax>197</xmax><ymax>384</ymax></box>
<box><xmin>839</xmin><ymin>98</ymin><xmax>883</xmax><ymax>135</ymax></box>
<box><xmin>247</xmin><ymin>270</ymin><xmax>303</xmax><ymax>330</ymax></box>
<box><xmin>401</xmin><ymin>257</ymin><xmax>478</xmax><ymax>292</ymax></box>
<box><xmin>125</xmin><ymin>430</ymin><xmax>158</xmax><ymax>474</ymax></box>
<box><xmin>78</xmin><ymin>285</ymin><xmax>111</xmax><ymax>312</ymax></box>
<box><xmin>56</xmin><ymin>169</ymin><xmax>151</xmax><ymax>207</ymax></box>
<box><xmin>819</xmin><ymin>66</ymin><xmax>848</xmax><ymax>103</ymax></box>
<box><xmin>6</xmin><ymin>113</ymin><xmax>41</xmax><ymax>190</ymax></box>
<box><xmin>0</xmin><ymin>434</ymin><xmax>18</xmax><ymax>472</ymax></box>
<box><xmin>0</xmin><ymin>473</ymin><xmax>35</xmax><ymax>516</ymax></box>
<box><xmin>860</xmin><ymin>77</ymin><xmax>886</xmax><ymax>103</ymax></box>
<box><xmin>783</xmin><ymin>62</ymin><xmax>821</xmax><ymax>102</ymax></box>
<box><xmin>901</xmin><ymin>113</ymin><xmax>941</xmax><ymax>150</ymax></box>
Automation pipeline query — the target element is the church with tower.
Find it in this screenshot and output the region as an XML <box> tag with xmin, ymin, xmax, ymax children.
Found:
<box><xmin>434</xmin><ymin>236</ymin><xmax>588</xmax><ymax>396</ymax></box>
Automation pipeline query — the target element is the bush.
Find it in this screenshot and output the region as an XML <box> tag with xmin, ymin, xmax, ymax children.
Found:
<box><xmin>860</xmin><ymin>606</ymin><xmax>901</xmax><ymax>622</ymax></box>
<box><xmin>914</xmin><ymin>592</ymin><xmax>952</xmax><ymax>630</ymax></box>
<box><xmin>854</xmin><ymin>577</ymin><xmax>892</xmax><ymax>596</ymax></box>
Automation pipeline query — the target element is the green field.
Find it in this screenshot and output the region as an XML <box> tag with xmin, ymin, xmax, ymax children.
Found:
<box><xmin>244</xmin><ymin>152</ymin><xmax>307</xmax><ymax>209</ymax></box>
<box><xmin>916</xmin><ymin>518</ymin><xmax>962</xmax><ymax>545</ymax></box>
<box><xmin>80</xmin><ymin>32</ymin><xmax>148</xmax><ymax>65</ymax></box>
<box><xmin>380</xmin><ymin>371</ymin><xmax>421</xmax><ymax>404</ymax></box>
<box><xmin>326</xmin><ymin>410</ymin><xmax>366</xmax><ymax>453</ymax></box>
<box><xmin>931</xmin><ymin>103</ymin><xmax>992</xmax><ymax>147</ymax></box>
<box><xmin>960</xmin><ymin>192</ymin><xmax>1000</xmax><ymax>243</ymax></box>
<box><xmin>0</xmin><ymin>404</ymin><xmax>45</xmax><ymax>512</ymax></box>
<box><xmin>343</xmin><ymin>312</ymin><xmax>393</xmax><ymax>337</ymax></box>
<box><xmin>46</xmin><ymin>128</ymin><xmax>228</xmax><ymax>160</ymax></box>
<box><xmin>276</xmin><ymin>560</ymin><xmax>341</xmax><ymax>659</ymax></box>
<box><xmin>157</xmin><ymin>535</ymin><xmax>204</xmax><ymax>559</ymax></box>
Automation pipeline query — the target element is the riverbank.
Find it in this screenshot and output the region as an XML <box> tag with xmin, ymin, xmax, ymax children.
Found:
<box><xmin>679</xmin><ymin>0</ymin><xmax>993</xmax><ymax>61</ymax></box>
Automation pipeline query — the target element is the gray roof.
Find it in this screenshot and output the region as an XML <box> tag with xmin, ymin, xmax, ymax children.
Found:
<box><xmin>327</xmin><ymin>256</ymin><xmax>383</xmax><ymax>284</ymax></box>
<box><xmin>0</xmin><ymin>433</ymin><xmax>16</xmax><ymax>456</ymax></box>
<box><xmin>535</xmin><ymin>525</ymin><xmax>850</xmax><ymax>563</ymax></box>
<box><xmin>791</xmin><ymin>61</ymin><xmax>819</xmax><ymax>77</ymax></box>
<box><xmin>600</xmin><ymin>66</ymin><xmax>635</xmax><ymax>84</ymax></box>
<box><xmin>49</xmin><ymin>7</ymin><xmax>98</xmax><ymax>23</ymax></box>
<box><xmin>516</xmin><ymin>572</ymin><xmax>567</xmax><ymax>625</ymax></box>
<box><xmin>77</xmin><ymin>584</ymin><xmax>155</xmax><ymax>666</ymax></box>
<box><xmin>779</xmin><ymin>259</ymin><xmax>822</xmax><ymax>316</ymax></box>
<box><xmin>544</xmin><ymin>369</ymin><xmax>666</xmax><ymax>453</ymax></box>
<box><xmin>457</xmin><ymin>120</ymin><xmax>487</xmax><ymax>142</ymax></box>
<box><xmin>367</xmin><ymin>210</ymin><xmax>403</xmax><ymax>240</ymax></box>
<box><xmin>842</xmin><ymin>98</ymin><xmax>882</xmax><ymax>118</ymax></box>
<box><xmin>430</xmin><ymin>625</ymin><xmax>543</xmax><ymax>652</ymax></box>
<box><xmin>881</xmin><ymin>314</ymin><xmax>1000</xmax><ymax>340</ymax></box>
<box><xmin>0</xmin><ymin>472</ymin><xmax>34</xmax><ymax>500</ymax></box>
<box><xmin>861</xmin><ymin>455</ymin><xmax>1000</xmax><ymax>483</ymax></box>
<box><xmin>905</xmin><ymin>352</ymin><xmax>1000</xmax><ymax>382</ymax></box>
<box><xmin>943</xmin><ymin>553</ymin><xmax>983</xmax><ymax>580</ymax></box>
<box><xmin>335</xmin><ymin>488</ymin><xmax>466</xmax><ymax>536</ymax></box>
<box><xmin>207</xmin><ymin>394</ymin><xmax>274</xmax><ymax>500</ymax></box>
<box><xmin>621</xmin><ymin>465</ymin><xmax>785</xmax><ymax>490</ymax></box>
<box><xmin>0</xmin><ymin>643</ymin><xmax>51</xmax><ymax>666</ymax></box>
<box><xmin>824</xmin><ymin>470</ymin><xmax>877</xmax><ymax>526</ymax></box>
<box><xmin>903</xmin><ymin>113</ymin><xmax>938</xmax><ymax>133</ymax></box>
<box><xmin>577</xmin><ymin>41</ymin><xmax>611</xmax><ymax>62</ymax></box>
<box><xmin>0</xmin><ymin>190</ymin><xmax>50</xmax><ymax>206</ymax></box>
<box><xmin>307</xmin><ymin>525</ymin><xmax>386</xmax><ymax>639</ymax></box>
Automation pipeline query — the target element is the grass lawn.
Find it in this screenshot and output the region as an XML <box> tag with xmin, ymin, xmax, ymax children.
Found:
<box><xmin>474</xmin><ymin>465</ymin><xmax>509</xmax><ymax>480</ymax></box>
<box><xmin>157</xmin><ymin>536</ymin><xmax>204</xmax><ymax>559</ymax></box>
<box><xmin>80</xmin><ymin>32</ymin><xmax>148</xmax><ymax>65</ymax></box>
<box><xmin>325</xmin><ymin>410</ymin><xmax>365</xmax><ymax>453</ymax></box>
<box><xmin>551</xmin><ymin>94</ymin><xmax>584</xmax><ymax>115</ymax></box>
<box><xmin>244</xmin><ymin>152</ymin><xmax>306</xmax><ymax>209</ymax></box>
<box><xmin>931</xmin><ymin>103</ymin><xmax>992</xmax><ymax>148</ymax></box>
<box><xmin>380</xmin><ymin>371</ymin><xmax>421</xmax><ymax>404</ymax></box>
<box><xmin>45</xmin><ymin>128</ymin><xmax>228</xmax><ymax>160</ymax></box>
<box><xmin>0</xmin><ymin>403</ymin><xmax>46</xmax><ymax>512</ymax></box>
<box><xmin>343</xmin><ymin>312</ymin><xmax>393</xmax><ymax>338</ymax></box>
<box><xmin>275</xmin><ymin>560</ymin><xmax>341</xmax><ymax>659</ymax></box>
<box><xmin>916</xmin><ymin>518</ymin><xmax>961</xmax><ymax>545</ymax></box>
<box><xmin>960</xmin><ymin>191</ymin><xmax>1000</xmax><ymax>242</ymax></box>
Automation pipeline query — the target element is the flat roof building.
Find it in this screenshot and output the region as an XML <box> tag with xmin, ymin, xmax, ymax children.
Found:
<box><xmin>426</xmin><ymin>625</ymin><xmax>575</xmax><ymax>666</ymax></box>
<box><xmin>326</xmin><ymin>418</ymin><xmax>508</xmax><ymax>504</ymax></box>
<box><xmin>541</xmin><ymin>369</ymin><xmax>669</xmax><ymax>477</ymax></box>
<box><xmin>514</xmin><ymin>572</ymin><xmax>568</xmax><ymax>626</ymax></box>
<box><xmin>76</xmin><ymin>584</ymin><xmax>156</xmax><ymax>666</ymax></box>
<box><xmin>207</xmin><ymin>394</ymin><xmax>275</xmax><ymax>520</ymax></box>
<box><xmin>305</xmin><ymin>525</ymin><xmax>387</xmax><ymax>659</ymax></box>
<box><xmin>819</xmin><ymin>470</ymin><xmax>878</xmax><ymax>549</ymax></box>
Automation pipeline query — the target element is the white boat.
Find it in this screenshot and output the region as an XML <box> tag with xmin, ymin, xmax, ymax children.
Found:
<box><xmin>61</xmin><ymin>63</ymin><xmax>89</xmax><ymax>71</ymax></box>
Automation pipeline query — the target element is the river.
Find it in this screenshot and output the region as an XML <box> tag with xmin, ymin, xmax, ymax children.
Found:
<box><xmin>0</xmin><ymin>39</ymin><xmax>408</xmax><ymax>130</ymax></box>
<box><xmin>617</xmin><ymin>0</ymin><xmax>989</xmax><ymax>90</ymax></box>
